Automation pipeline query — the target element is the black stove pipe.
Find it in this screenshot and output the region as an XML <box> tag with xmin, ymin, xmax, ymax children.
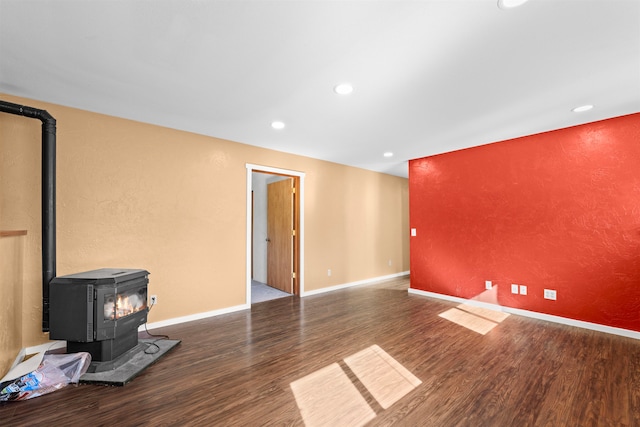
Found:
<box><xmin>0</xmin><ymin>99</ymin><xmax>56</xmax><ymax>332</ymax></box>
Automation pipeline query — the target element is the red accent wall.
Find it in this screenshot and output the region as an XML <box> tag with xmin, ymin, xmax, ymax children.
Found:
<box><xmin>409</xmin><ymin>113</ymin><xmax>640</xmax><ymax>332</ymax></box>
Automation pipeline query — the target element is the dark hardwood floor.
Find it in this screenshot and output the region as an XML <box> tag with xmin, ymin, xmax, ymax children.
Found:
<box><xmin>2</xmin><ymin>276</ymin><xmax>639</xmax><ymax>426</ymax></box>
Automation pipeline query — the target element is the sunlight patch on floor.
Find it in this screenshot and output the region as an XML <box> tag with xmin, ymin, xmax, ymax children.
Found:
<box><xmin>439</xmin><ymin>303</ymin><xmax>510</xmax><ymax>335</ymax></box>
<box><xmin>344</xmin><ymin>344</ymin><xmax>422</xmax><ymax>409</ymax></box>
<box><xmin>290</xmin><ymin>363</ymin><xmax>376</xmax><ymax>427</ymax></box>
<box><xmin>290</xmin><ymin>345</ymin><xmax>420</xmax><ymax>426</ymax></box>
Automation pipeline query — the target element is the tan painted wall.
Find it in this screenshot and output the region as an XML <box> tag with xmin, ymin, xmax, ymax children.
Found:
<box><xmin>0</xmin><ymin>234</ymin><xmax>25</xmax><ymax>376</ymax></box>
<box><xmin>1</xmin><ymin>106</ymin><xmax>41</xmax><ymax>370</ymax></box>
<box><xmin>0</xmin><ymin>94</ymin><xmax>409</xmax><ymax>356</ymax></box>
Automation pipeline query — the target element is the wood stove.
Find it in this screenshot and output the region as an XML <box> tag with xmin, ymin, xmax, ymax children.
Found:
<box><xmin>49</xmin><ymin>268</ymin><xmax>149</xmax><ymax>370</ymax></box>
<box><xmin>0</xmin><ymin>101</ymin><xmax>177</xmax><ymax>382</ymax></box>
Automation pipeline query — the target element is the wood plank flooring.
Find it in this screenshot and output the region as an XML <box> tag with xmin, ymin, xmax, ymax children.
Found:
<box><xmin>2</xmin><ymin>276</ymin><xmax>639</xmax><ymax>426</ymax></box>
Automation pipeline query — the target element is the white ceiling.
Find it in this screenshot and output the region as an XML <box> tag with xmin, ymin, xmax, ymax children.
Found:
<box><xmin>1</xmin><ymin>0</ymin><xmax>639</xmax><ymax>177</ymax></box>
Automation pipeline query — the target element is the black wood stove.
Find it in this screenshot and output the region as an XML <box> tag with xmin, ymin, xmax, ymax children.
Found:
<box><xmin>49</xmin><ymin>268</ymin><xmax>149</xmax><ymax>372</ymax></box>
<box><xmin>0</xmin><ymin>101</ymin><xmax>177</xmax><ymax>383</ymax></box>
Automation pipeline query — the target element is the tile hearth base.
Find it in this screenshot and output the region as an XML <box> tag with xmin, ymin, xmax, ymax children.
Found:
<box><xmin>80</xmin><ymin>338</ymin><xmax>180</xmax><ymax>386</ymax></box>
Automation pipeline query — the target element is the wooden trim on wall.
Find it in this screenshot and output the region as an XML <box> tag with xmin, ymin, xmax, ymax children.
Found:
<box><xmin>0</xmin><ymin>230</ymin><xmax>27</xmax><ymax>237</ymax></box>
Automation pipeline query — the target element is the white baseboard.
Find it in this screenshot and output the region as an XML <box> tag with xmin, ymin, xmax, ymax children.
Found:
<box><xmin>408</xmin><ymin>288</ymin><xmax>640</xmax><ymax>340</ymax></box>
<box><xmin>142</xmin><ymin>272</ymin><xmax>410</xmax><ymax>331</ymax></box>
<box><xmin>301</xmin><ymin>271</ymin><xmax>410</xmax><ymax>297</ymax></box>
<box><xmin>142</xmin><ymin>303</ymin><xmax>250</xmax><ymax>332</ymax></box>
<box><xmin>23</xmin><ymin>340</ymin><xmax>67</xmax><ymax>356</ymax></box>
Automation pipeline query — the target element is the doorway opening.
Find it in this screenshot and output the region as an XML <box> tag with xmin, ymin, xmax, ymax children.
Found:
<box><xmin>246</xmin><ymin>164</ymin><xmax>304</xmax><ymax>305</ymax></box>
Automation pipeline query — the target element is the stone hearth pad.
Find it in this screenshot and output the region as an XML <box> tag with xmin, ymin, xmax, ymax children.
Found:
<box><xmin>80</xmin><ymin>339</ymin><xmax>180</xmax><ymax>386</ymax></box>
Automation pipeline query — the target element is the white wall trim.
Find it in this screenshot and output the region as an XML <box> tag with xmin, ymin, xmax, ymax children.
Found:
<box><xmin>143</xmin><ymin>272</ymin><xmax>410</xmax><ymax>330</ymax></box>
<box><xmin>408</xmin><ymin>288</ymin><xmax>640</xmax><ymax>340</ymax></box>
<box><xmin>246</xmin><ymin>163</ymin><xmax>305</xmax><ymax>304</ymax></box>
<box><xmin>302</xmin><ymin>271</ymin><xmax>410</xmax><ymax>297</ymax></box>
<box><xmin>142</xmin><ymin>272</ymin><xmax>409</xmax><ymax>331</ymax></box>
<box><xmin>143</xmin><ymin>304</ymin><xmax>249</xmax><ymax>331</ymax></box>
<box><xmin>246</xmin><ymin>163</ymin><xmax>305</xmax><ymax>176</ymax></box>
<box><xmin>22</xmin><ymin>340</ymin><xmax>67</xmax><ymax>356</ymax></box>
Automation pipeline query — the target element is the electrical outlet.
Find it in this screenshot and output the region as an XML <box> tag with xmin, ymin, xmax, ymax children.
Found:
<box><xmin>388</xmin><ymin>259</ymin><xmax>392</xmax><ymax>266</ymax></box>
<box><xmin>544</xmin><ymin>289</ymin><xmax>557</xmax><ymax>300</ymax></box>
<box><xmin>485</xmin><ymin>280</ymin><xmax>492</xmax><ymax>290</ymax></box>
<box><xmin>150</xmin><ymin>295</ymin><xmax>158</xmax><ymax>305</ymax></box>
<box><xmin>511</xmin><ymin>284</ymin><xmax>519</xmax><ymax>294</ymax></box>
<box><xmin>519</xmin><ymin>285</ymin><xmax>527</xmax><ymax>295</ymax></box>
<box><xmin>327</xmin><ymin>269</ymin><xmax>331</xmax><ymax>277</ymax></box>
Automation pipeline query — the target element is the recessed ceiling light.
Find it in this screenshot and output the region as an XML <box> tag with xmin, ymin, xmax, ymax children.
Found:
<box><xmin>497</xmin><ymin>0</ymin><xmax>530</xmax><ymax>9</ymax></box>
<box><xmin>271</xmin><ymin>121</ymin><xmax>285</xmax><ymax>129</ymax></box>
<box><xmin>572</xmin><ymin>104</ymin><xmax>594</xmax><ymax>113</ymax></box>
<box><xmin>334</xmin><ymin>83</ymin><xmax>353</xmax><ymax>95</ymax></box>
<box><xmin>383</xmin><ymin>152</ymin><xmax>394</xmax><ymax>158</ymax></box>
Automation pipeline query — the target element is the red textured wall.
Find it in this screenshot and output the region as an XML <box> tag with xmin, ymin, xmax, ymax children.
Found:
<box><xmin>409</xmin><ymin>113</ymin><xmax>640</xmax><ymax>332</ymax></box>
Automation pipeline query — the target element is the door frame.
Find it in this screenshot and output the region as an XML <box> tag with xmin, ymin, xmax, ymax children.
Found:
<box><xmin>246</xmin><ymin>163</ymin><xmax>305</xmax><ymax>305</ymax></box>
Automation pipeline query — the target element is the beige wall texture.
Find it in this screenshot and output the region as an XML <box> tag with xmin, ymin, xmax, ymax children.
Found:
<box><xmin>0</xmin><ymin>234</ymin><xmax>25</xmax><ymax>376</ymax></box>
<box><xmin>0</xmin><ymin>94</ymin><xmax>409</xmax><ymax>363</ymax></box>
